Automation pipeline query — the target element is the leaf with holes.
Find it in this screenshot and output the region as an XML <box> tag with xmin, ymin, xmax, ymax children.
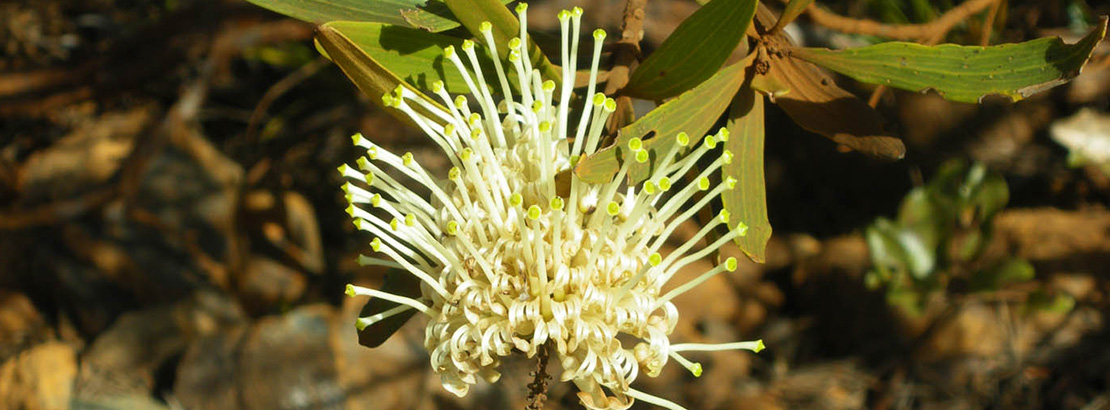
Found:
<box><xmin>575</xmin><ymin>60</ymin><xmax>749</xmax><ymax>184</ymax></box>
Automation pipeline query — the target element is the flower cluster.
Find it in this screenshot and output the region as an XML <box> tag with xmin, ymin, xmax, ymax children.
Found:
<box><xmin>341</xmin><ymin>5</ymin><xmax>762</xmax><ymax>409</ymax></box>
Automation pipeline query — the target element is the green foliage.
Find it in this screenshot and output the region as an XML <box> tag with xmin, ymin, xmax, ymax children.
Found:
<box><xmin>792</xmin><ymin>18</ymin><xmax>1108</xmax><ymax>103</ymax></box>
<box><xmin>315</xmin><ymin>23</ymin><xmax>446</xmax><ymax>128</ymax></box>
<box><xmin>575</xmin><ymin>61</ymin><xmax>749</xmax><ymax>184</ymax></box>
<box><xmin>317</xmin><ymin>22</ymin><xmax>482</xmax><ymax>95</ymax></box>
<box><xmin>245</xmin><ymin>0</ymin><xmax>509</xmax><ymax>32</ymax></box>
<box><xmin>863</xmin><ymin>160</ymin><xmax>1048</xmax><ymax>315</ymax></box>
<box><xmin>623</xmin><ymin>0</ymin><xmax>757</xmax><ymax>100</ymax></box>
<box><xmin>443</xmin><ymin>0</ymin><xmax>561</xmax><ymax>85</ymax></box>
<box><xmin>244</xmin><ymin>0</ymin><xmax>1105</xmax><ymax>328</ymax></box>
<box><xmin>722</xmin><ymin>88</ymin><xmax>771</xmax><ymax>263</ymax></box>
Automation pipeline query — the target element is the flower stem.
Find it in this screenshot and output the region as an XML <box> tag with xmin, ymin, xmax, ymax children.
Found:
<box><xmin>525</xmin><ymin>343</ymin><xmax>551</xmax><ymax>410</ymax></box>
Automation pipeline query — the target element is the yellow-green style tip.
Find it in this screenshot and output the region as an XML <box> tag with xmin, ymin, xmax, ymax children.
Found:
<box><xmin>345</xmin><ymin>284</ymin><xmax>357</xmax><ymax>297</ymax></box>
<box><xmin>606</xmin><ymin>201</ymin><xmax>620</xmax><ymax>216</ymax></box>
<box><xmin>628</xmin><ymin>137</ymin><xmax>643</xmax><ymax>151</ymax></box>
<box><xmin>550</xmin><ymin>196</ymin><xmax>564</xmax><ymax>211</ymax></box>
<box><xmin>355</xmin><ymin>317</ymin><xmax>371</xmax><ymax>331</ymax></box>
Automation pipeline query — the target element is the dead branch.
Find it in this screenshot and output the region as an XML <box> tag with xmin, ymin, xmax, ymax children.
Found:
<box><xmin>805</xmin><ymin>0</ymin><xmax>998</xmax><ymax>42</ymax></box>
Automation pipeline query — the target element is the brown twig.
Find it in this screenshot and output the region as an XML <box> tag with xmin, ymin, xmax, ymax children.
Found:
<box><xmin>805</xmin><ymin>0</ymin><xmax>998</xmax><ymax>41</ymax></box>
<box><xmin>859</xmin><ymin>0</ymin><xmax>1002</xmax><ymax>107</ymax></box>
<box><xmin>980</xmin><ymin>0</ymin><xmax>1003</xmax><ymax>46</ymax></box>
<box><xmin>602</xmin><ymin>0</ymin><xmax>648</xmax><ymax>140</ymax></box>
<box><xmin>525</xmin><ymin>343</ymin><xmax>552</xmax><ymax>410</ymax></box>
<box><xmin>245</xmin><ymin>57</ymin><xmax>330</xmax><ymax>144</ymax></box>
<box><xmin>604</xmin><ymin>0</ymin><xmax>647</xmax><ymax>95</ymax></box>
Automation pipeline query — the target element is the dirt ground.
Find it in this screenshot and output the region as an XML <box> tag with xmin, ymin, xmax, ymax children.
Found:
<box><xmin>2</xmin><ymin>0</ymin><xmax>1109</xmax><ymax>409</ymax></box>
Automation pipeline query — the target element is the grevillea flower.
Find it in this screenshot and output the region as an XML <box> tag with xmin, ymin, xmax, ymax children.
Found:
<box><xmin>340</xmin><ymin>5</ymin><xmax>763</xmax><ymax>409</ymax></box>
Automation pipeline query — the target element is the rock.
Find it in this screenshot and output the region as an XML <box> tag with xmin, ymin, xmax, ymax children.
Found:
<box><xmin>239</xmin><ymin>305</ymin><xmax>344</xmax><ymax>409</ymax></box>
<box><xmin>176</xmin><ymin>304</ymin><xmax>345</xmax><ymax>410</ymax></box>
<box><xmin>173</xmin><ymin>324</ymin><xmax>246</xmax><ymax>410</ymax></box>
<box><xmin>236</xmin><ymin>255</ymin><xmax>307</xmax><ymax>315</ymax></box>
<box><xmin>917</xmin><ymin>302</ymin><xmax>1006</xmax><ymax>362</ymax></box>
<box><xmin>768</xmin><ymin>361</ymin><xmax>873</xmax><ymax>410</ymax></box>
<box><xmin>333</xmin><ymin>286</ymin><xmax>439</xmax><ymax>410</ymax></box>
<box><xmin>0</xmin><ymin>341</ymin><xmax>78</xmax><ymax>410</ymax></box>
<box><xmin>0</xmin><ymin>291</ymin><xmax>50</xmax><ymax>362</ymax></box>
<box><xmin>74</xmin><ymin>305</ymin><xmax>187</xmax><ymax>400</ymax></box>
<box><xmin>16</xmin><ymin>107</ymin><xmax>150</xmax><ymax>204</ymax></box>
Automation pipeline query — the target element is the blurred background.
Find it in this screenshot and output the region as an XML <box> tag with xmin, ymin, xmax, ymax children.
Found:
<box><xmin>1</xmin><ymin>0</ymin><xmax>1109</xmax><ymax>408</ymax></box>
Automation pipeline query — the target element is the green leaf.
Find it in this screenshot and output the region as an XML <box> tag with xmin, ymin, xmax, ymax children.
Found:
<box><xmin>790</xmin><ymin>17</ymin><xmax>1108</xmax><ymax>103</ymax></box>
<box><xmin>769</xmin><ymin>0</ymin><xmax>816</xmax><ymax>34</ymax></box>
<box><xmin>245</xmin><ymin>0</ymin><xmax>475</xmax><ymax>32</ymax></box>
<box><xmin>722</xmin><ymin>88</ymin><xmax>771</xmax><ymax>263</ymax></box>
<box><xmin>315</xmin><ymin>23</ymin><xmax>447</xmax><ymax>127</ymax></box>
<box><xmin>969</xmin><ymin>258</ymin><xmax>1034</xmax><ymax>292</ymax></box>
<box><xmin>575</xmin><ymin>60</ymin><xmax>749</xmax><ymax>184</ymax></box>
<box><xmin>444</xmin><ymin>0</ymin><xmax>561</xmax><ymax>86</ymax></box>
<box><xmin>320</xmin><ymin>21</ymin><xmax>485</xmax><ymax>95</ymax></box>
<box><xmin>624</xmin><ymin>0</ymin><xmax>756</xmax><ymax>100</ymax></box>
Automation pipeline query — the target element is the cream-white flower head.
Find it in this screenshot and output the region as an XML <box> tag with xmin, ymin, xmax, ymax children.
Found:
<box><xmin>341</xmin><ymin>5</ymin><xmax>763</xmax><ymax>409</ymax></box>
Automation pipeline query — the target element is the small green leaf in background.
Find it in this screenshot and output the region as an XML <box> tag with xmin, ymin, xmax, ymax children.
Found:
<box><xmin>246</xmin><ymin>0</ymin><xmax>490</xmax><ymax>32</ymax></box>
<box><xmin>575</xmin><ymin>60</ymin><xmax>749</xmax><ymax>184</ymax></box>
<box><xmin>722</xmin><ymin>88</ymin><xmax>771</xmax><ymax>263</ymax></box>
<box><xmin>624</xmin><ymin>0</ymin><xmax>757</xmax><ymax>100</ymax></box>
<box><xmin>769</xmin><ymin>0</ymin><xmax>816</xmax><ymax>34</ymax></box>
<box><xmin>969</xmin><ymin>258</ymin><xmax>1034</xmax><ymax>292</ymax></box>
<box><xmin>444</xmin><ymin>0</ymin><xmax>561</xmax><ymax>87</ymax></box>
<box><xmin>316</xmin><ymin>23</ymin><xmax>446</xmax><ymax>127</ymax></box>
<box><xmin>319</xmin><ymin>22</ymin><xmax>484</xmax><ymax>95</ymax></box>
<box><xmin>790</xmin><ymin>17</ymin><xmax>1108</xmax><ymax>103</ymax></box>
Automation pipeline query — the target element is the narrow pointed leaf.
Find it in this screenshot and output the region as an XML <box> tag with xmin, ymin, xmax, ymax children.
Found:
<box><xmin>576</xmin><ymin>61</ymin><xmax>748</xmax><ymax>183</ymax></box>
<box><xmin>316</xmin><ymin>23</ymin><xmax>447</xmax><ymax>127</ymax></box>
<box><xmin>789</xmin><ymin>17</ymin><xmax>1108</xmax><ymax>103</ymax></box>
<box><xmin>624</xmin><ymin>0</ymin><xmax>757</xmax><ymax>100</ymax></box>
<box><xmin>723</xmin><ymin>88</ymin><xmax>771</xmax><ymax>263</ymax></box>
<box><xmin>356</xmin><ymin>269</ymin><xmax>421</xmax><ymax>348</ymax></box>
<box><xmin>444</xmin><ymin>0</ymin><xmax>561</xmax><ymax>86</ymax></box>
<box><xmin>246</xmin><ymin>0</ymin><xmax>479</xmax><ymax>32</ymax></box>
<box><xmin>770</xmin><ymin>0</ymin><xmax>816</xmax><ymax>34</ymax></box>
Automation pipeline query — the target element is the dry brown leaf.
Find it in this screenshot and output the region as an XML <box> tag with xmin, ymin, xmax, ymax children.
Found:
<box><xmin>756</xmin><ymin>4</ymin><xmax>905</xmax><ymax>160</ymax></box>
